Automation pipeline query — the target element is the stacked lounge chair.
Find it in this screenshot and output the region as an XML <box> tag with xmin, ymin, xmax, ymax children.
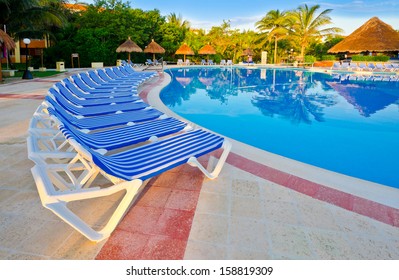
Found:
<box><xmin>27</xmin><ymin>64</ymin><xmax>231</xmax><ymax>242</ymax></box>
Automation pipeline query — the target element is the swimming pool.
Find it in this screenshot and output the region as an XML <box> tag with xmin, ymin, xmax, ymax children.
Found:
<box><xmin>160</xmin><ymin>67</ymin><xmax>399</xmax><ymax>189</ymax></box>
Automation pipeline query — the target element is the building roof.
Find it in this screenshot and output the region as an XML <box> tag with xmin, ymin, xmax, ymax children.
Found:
<box><xmin>328</xmin><ymin>17</ymin><xmax>399</xmax><ymax>53</ymax></box>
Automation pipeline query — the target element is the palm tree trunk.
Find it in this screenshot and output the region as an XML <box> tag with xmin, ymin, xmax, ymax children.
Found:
<box><xmin>301</xmin><ymin>45</ymin><xmax>305</xmax><ymax>61</ymax></box>
<box><xmin>274</xmin><ymin>36</ymin><xmax>278</xmax><ymax>64</ymax></box>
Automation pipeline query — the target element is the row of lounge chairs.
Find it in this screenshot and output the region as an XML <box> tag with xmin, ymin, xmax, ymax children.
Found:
<box><xmin>27</xmin><ymin>64</ymin><xmax>231</xmax><ymax>242</ymax></box>
<box><xmin>177</xmin><ymin>59</ymin><xmax>233</xmax><ymax>66</ymax></box>
<box><xmin>331</xmin><ymin>73</ymin><xmax>399</xmax><ymax>82</ymax></box>
<box><xmin>331</xmin><ymin>62</ymin><xmax>399</xmax><ymax>72</ymax></box>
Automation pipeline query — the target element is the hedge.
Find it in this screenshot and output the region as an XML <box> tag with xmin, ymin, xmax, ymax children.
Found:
<box><xmin>351</xmin><ymin>55</ymin><xmax>390</xmax><ymax>62</ymax></box>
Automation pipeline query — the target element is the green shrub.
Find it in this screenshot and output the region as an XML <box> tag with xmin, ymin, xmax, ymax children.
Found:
<box><xmin>304</xmin><ymin>55</ymin><xmax>316</xmax><ymax>63</ymax></box>
<box><xmin>321</xmin><ymin>55</ymin><xmax>336</xmax><ymax>61</ymax></box>
<box><xmin>351</xmin><ymin>55</ymin><xmax>390</xmax><ymax>62</ymax></box>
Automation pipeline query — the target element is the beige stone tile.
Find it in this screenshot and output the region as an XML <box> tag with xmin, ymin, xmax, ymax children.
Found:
<box><xmin>0</xmin><ymin>191</ymin><xmax>54</xmax><ymax>221</ymax></box>
<box><xmin>263</xmin><ymin>201</ymin><xmax>301</xmax><ymax>225</ymax></box>
<box><xmin>184</xmin><ymin>241</ymin><xmax>227</xmax><ymax>260</ymax></box>
<box><xmin>332</xmin><ymin>207</ymin><xmax>381</xmax><ymax>236</ymax></box>
<box><xmin>6</xmin><ymin>253</ymin><xmax>48</xmax><ymax>260</ymax></box>
<box><xmin>0</xmin><ymin>214</ymin><xmax>47</xmax><ymax>250</ymax></box>
<box><xmin>307</xmin><ymin>230</ymin><xmax>354</xmax><ymax>259</ymax></box>
<box><xmin>52</xmin><ymin>231</ymin><xmax>105</xmax><ymax>260</ymax></box>
<box><xmin>18</xmin><ymin>220</ymin><xmax>74</xmax><ymax>257</ymax></box>
<box><xmin>189</xmin><ymin>213</ymin><xmax>228</xmax><ymax>244</ymax></box>
<box><xmin>228</xmin><ymin>248</ymin><xmax>271</xmax><ymax>260</ymax></box>
<box><xmin>231</xmin><ymin>179</ymin><xmax>260</xmax><ymax>197</ymax></box>
<box><xmin>196</xmin><ymin>192</ymin><xmax>229</xmax><ymax>215</ymax></box>
<box><xmin>231</xmin><ymin>196</ymin><xmax>263</xmax><ymax>219</ymax></box>
<box><xmin>268</xmin><ymin>223</ymin><xmax>314</xmax><ymax>259</ymax></box>
<box><xmin>0</xmin><ymin>168</ymin><xmax>36</xmax><ymax>190</ymax></box>
<box><xmin>0</xmin><ymin>249</ymin><xmax>10</xmax><ymax>259</ymax></box>
<box><xmin>344</xmin><ymin>234</ymin><xmax>399</xmax><ymax>259</ymax></box>
<box><xmin>201</xmin><ymin>176</ymin><xmax>231</xmax><ymax>195</ymax></box>
<box><xmin>229</xmin><ymin>217</ymin><xmax>270</xmax><ymax>251</ymax></box>
<box><xmin>262</xmin><ymin>182</ymin><xmax>294</xmax><ymax>203</ymax></box>
<box><xmin>0</xmin><ymin>189</ymin><xmax>17</xmax><ymax>204</ymax></box>
<box><xmin>297</xmin><ymin>201</ymin><xmax>341</xmax><ymax>231</ymax></box>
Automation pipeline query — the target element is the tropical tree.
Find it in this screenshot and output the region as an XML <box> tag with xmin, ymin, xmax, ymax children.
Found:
<box><xmin>288</xmin><ymin>4</ymin><xmax>342</xmax><ymax>59</ymax></box>
<box><xmin>167</xmin><ymin>13</ymin><xmax>190</xmax><ymax>30</ymax></box>
<box><xmin>0</xmin><ymin>0</ymin><xmax>66</xmax><ymax>39</ymax></box>
<box><xmin>256</xmin><ymin>9</ymin><xmax>290</xmax><ymax>63</ymax></box>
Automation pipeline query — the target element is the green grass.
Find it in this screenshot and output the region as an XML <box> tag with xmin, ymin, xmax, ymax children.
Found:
<box><xmin>3</xmin><ymin>70</ymin><xmax>64</xmax><ymax>79</ymax></box>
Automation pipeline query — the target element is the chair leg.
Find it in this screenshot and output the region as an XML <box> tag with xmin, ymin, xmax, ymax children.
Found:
<box><xmin>32</xmin><ymin>165</ymin><xmax>144</xmax><ymax>242</ymax></box>
<box><xmin>187</xmin><ymin>140</ymin><xmax>232</xmax><ymax>179</ymax></box>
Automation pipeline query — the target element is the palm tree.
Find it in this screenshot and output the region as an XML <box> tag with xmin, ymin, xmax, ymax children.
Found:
<box><xmin>256</xmin><ymin>9</ymin><xmax>290</xmax><ymax>64</ymax></box>
<box><xmin>0</xmin><ymin>0</ymin><xmax>65</xmax><ymax>39</ymax></box>
<box><xmin>288</xmin><ymin>4</ymin><xmax>342</xmax><ymax>60</ymax></box>
<box><xmin>167</xmin><ymin>12</ymin><xmax>190</xmax><ymax>30</ymax></box>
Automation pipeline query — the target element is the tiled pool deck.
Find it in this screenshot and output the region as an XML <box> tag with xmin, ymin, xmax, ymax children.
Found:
<box><xmin>0</xmin><ymin>67</ymin><xmax>398</xmax><ymax>260</ymax></box>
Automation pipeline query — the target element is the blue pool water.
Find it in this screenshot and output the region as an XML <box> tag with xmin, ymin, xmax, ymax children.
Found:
<box><xmin>160</xmin><ymin>67</ymin><xmax>399</xmax><ymax>188</ymax></box>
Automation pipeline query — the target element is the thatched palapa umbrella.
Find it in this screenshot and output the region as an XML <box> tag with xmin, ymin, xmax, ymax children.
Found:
<box><xmin>242</xmin><ymin>48</ymin><xmax>254</xmax><ymax>56</ymax></box>
<box><xmin>175</xmin><ymin>43</ymin><xmax>194</xmax><ymax>61</ymax></box>
<box><xmin>328</xmin><ymin>17</ymin><xmax>399</xmax><ymax>54</ymax></box>
<box><xmin>116</xmin><ymin>36</ymin><xmax>143</xmax><ymax>63</ymax></box>
<box><xmin>198</xmin><ymin>43</ymin><xmax>216</xmax><ymax>61</ymax></box>
<box><xmin>0</xmin><ymin>29</ymin><xmax>16</xmax><ymax>82</ymax></box>
<box><xmin>144</xmin><ymin>39</ymin><xmax>165</xmax><ymax>61</ymax></box>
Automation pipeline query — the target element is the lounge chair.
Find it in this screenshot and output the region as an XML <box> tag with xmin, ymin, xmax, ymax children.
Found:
<box><xmin>208</xmin><ymin>59</ymin><xmax>214</xmax><ymax>65</ymax></box>
<box><xmin>226</xmin><ymin>60</ymin><xmax>233</xmax><ymax>66</ymax></box>
<box><xmin>28</xmin><ymin>65</ymin><xmax>232</xmax><ymax>242</ymax></box>
<box><xmin>366</xmin><ymin>63</ymin><xmax>376</xmax><ymax>71</ymax></box>
<box><xmin>177</xmin><ymin>59</ymin><xmax>183</xmax><ymax>66</ymax></box>
<box><xmin>184</xmin><ymin>59</ymin><xmax>191</xmax><ymax>65</ymax></box>
<box><xmin>220</xmin><ymin>60</ymin><xmax>226</xmax><ymax>65</ymax></box>
<box><xmin>201</xmin><ymin>59</ymin><xmax>206</xmax><ymax>65</ymax></box>
<box><xmin>145</xmin><ymin>59</ymin><xmax>154</xmax><ymax>66</ymax></box>
<box><xmin>356</xmin><ymin>62</ymin><xmax>367</xmax><ymax>71</ymax></box>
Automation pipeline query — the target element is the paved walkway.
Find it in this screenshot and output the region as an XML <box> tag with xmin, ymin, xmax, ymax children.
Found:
<box><xmin>0</xmin><ymin>68</ymin><xmax>398</xmax><ymax>260</ymax></box>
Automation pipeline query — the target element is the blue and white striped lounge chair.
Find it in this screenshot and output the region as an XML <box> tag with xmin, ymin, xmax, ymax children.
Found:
<box><xmin>145</xmin><ymin>59</ymin><xmax>154</xmax><ymax>66</ymax></box>
<box><xmin>71</xmin><ymin>75</ymin><xmax>138</xmax><ymax>94</ymax></box>
<box><xmin>356</xmin><ymin>62</ymin><xmax>367</xmax><ymax>71</ymax></box>
<box><xmin>122</xmin><ymin>65</ymin><xmax>157</xmax><ymax>78</ymax></box>
<box><xmin>45</xmin><ymin>99</ymin><xmax>164</xmax><ymax>130</ymax></box>
<box><xmin>97</xmin><ymin>69</ymin><xmax>134</xmax><ymax>84</ymax></box>
<box><xmin>46</xmin><ymin>90</ymin><xmax>147</xmax><ymax>117</ymax></box>
<box><xmin>79</xmin><ymin>73</ymin><xmax>136</xmax><ymax>91</ymax></box>
<box><xmin>52</xmin><ymin>85</ymin><xmax>140</xmax><ymax>107</ymax></box>
<box><xmin>58</xmin><ymin>116</ymin><xmax>189</xmax><ymax>152</ymax></box>
<box><xmin>28</xmin><ymin>65</ymin><xmax>232</xmax><ymax>242</ymax></box>
<box><xmin>88</xmin><ymin>70</ymin><xmax>137</xmax><ymax>89</ymax></box>
<box><xmin>63</xmin><ymin>79</ymin><xmax>136</xmax><ymax>98</ymax></box>
<box><xmin>366</xmin><ymin>63</ymin><xmax>376</xmax><ymax>71</ymax></box>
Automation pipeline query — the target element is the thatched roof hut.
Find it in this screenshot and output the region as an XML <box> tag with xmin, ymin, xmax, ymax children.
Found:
<box><xmin>175</xmin><ymin>43</ymin><xmax>194</xmax><ymax>61</ymax></box>
<box><xmin>144</xmin><ymin>39</ymin><xmax>165</xmax><ymax>61</ymax></box>
<box><xmin>328</xmin><ymin>17</ymin><xmax>399</xmax><ymax>54</ymax></box>
<box><xmin>198</xmin><ymin>44</ymin><xmax>216</xmax><ymax>55</ymax></box>
<box><xmin>116</xmin><ymin>37</ymin><xmax>142</xmax><ymax>62</ymax></box>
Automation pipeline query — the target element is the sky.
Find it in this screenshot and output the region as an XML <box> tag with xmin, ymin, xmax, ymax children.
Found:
<box><xmin>80</xmin><ymin>0</ymin><xmax>399</xmax><ymax>35</ymax></box>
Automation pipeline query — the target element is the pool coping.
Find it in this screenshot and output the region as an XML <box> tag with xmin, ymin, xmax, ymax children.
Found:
<box><xmin>142</xmin><ymin>68</ymin><xmax>399</xmax><ymax>227</ymax></box>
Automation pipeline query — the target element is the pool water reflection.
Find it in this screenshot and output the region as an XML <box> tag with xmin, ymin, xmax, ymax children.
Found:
<box><xmin>161</xmin><ymin>67</ymin><xmax>399</xmax><ymax>188</ymax></box>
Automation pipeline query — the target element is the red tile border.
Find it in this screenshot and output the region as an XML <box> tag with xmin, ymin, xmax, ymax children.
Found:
<box><xmin>226</xmin><ymin>152</ymin><xmax>399</xmax><ymax>227</ymax></box>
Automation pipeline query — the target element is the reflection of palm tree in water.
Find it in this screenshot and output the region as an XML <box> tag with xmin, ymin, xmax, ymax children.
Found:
<box><xmin>252</xmin><ymin>72</ymin><xmax>337</xmax><ymax>124</ymax></box>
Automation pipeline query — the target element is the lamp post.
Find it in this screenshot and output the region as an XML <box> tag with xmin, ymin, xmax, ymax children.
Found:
<box><xmin>22</xmin><ymin>38</ymin><xmax>33</xmax><ymax>79</ymax></box>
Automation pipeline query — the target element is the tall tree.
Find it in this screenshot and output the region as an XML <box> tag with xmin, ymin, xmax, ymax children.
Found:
<box><xmin>167</xmin><ymin>13</ymin><xmax>190</xmax><ymax>30</ymax></box>
<box><xmin>256</xmin><ymin>9</ymin><xmax>290</xmax><ymax>63</ymax></box>
<box><xmin>0</xmin><ymin>0</ymin><xmax>66</xmax><ymax>39</ymax></box>
<box><xmin>288</xmin><ymin>4</ymin><xmax>342</xmax><ymax>59</ymax></box>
